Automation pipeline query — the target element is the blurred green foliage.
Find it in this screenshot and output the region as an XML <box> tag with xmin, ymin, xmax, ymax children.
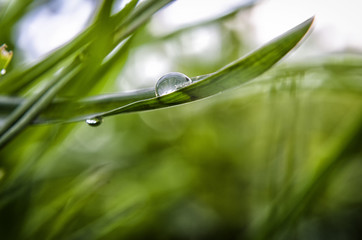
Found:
<box><xmin>0</xmin><ymin>1</ymin><xmax>362</xmax><ymax>240</ymax></box>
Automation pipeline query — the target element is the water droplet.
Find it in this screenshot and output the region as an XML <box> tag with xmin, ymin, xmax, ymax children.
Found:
<box><xmin>86</xmin><ymin>116</ymin><xmax>102</xmax><ymax>127</ymax></box>
<box><xmin>0</xmin><ymin>69</ymin><xmax>6</xmax><ymax>75</ymax></box>
<box><xmin>155</xmin><ymin>72</ymin><xmax>192</xmax><ymax>97</ymax></box>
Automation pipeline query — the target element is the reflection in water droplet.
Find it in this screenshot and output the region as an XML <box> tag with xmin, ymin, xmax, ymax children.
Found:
<box><xmin>0</xmin><ymin>69</ymin><xmax>6</xmax><ymax>75</ymax></box>
<box><xmin>155</xmin><ymin>72</ymin><xmax>192</xmax><ymax>97</ymax></box>
<box><xmin>86</xmin><ymin>116</ymin><xmax>103</xmax><ymax>127</ymax></box>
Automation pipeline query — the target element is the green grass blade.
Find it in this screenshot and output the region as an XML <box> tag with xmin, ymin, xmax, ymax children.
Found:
<box><xmin>0</xmin><ymin>28</ymin><xmax>89</xmax><ymax>94</ymax></box>
<box><xmin>97</xmin><ymin>17</ymin><xmax>315</xmax><ymax>118</ymax></box>
<box><xmin>0</xmin><ymin>17</ymin><xmax>314</xmax><ymax>124</ymax></box>
<box><xmin>0</xmin><ymin>44</ymin><xmax>13</xmax><ymax>71</ymax></box>
<box><xmin>0</xmin><ymin>0</ymin><xmax>139</xmax><ymax>94</ymax></box>
<box><xmin>110</xmin><ymin>0</ymin><xmax>139</xmax><ymax>24</ymax></box>
<box><xmin>0</xmin><ymin>64</ymin><xmax>81</xmax><ymax>148</ymax></box>
<box><xmin>256</xmin><ymin>109</ymin><xmax>362</xmax><ymax>239</ymax></box>
<box><xmin>112</xmin><ymin>0</ymin><xmax>175</xmax><ymax>45</ymax></box>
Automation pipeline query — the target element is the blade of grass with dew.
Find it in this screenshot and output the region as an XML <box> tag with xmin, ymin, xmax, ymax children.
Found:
<box><xmin>30</xmin><ymin>16</ymin><xmax>314</xmax><ymax>123</ymax></box>
<box><xmin>86</xmin><ymin>17</ymin><xmax>315</xmax><ymax>118</ymax></box>
<box><xmin>100</xmin><ymin>17</ymin><xmax>314</xmax><ymax>115</ymax></box>
<box><xmin>0</xmin><ymin>17</ymin><xmax>314</xmax><ymax>123</ymax></box>
<box><xmin>5</xmin><ymin>53</ymin><xmax>362</xmax><ymax>122</ymax></box>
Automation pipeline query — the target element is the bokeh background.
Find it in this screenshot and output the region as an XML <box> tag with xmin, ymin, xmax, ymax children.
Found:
<box><xmin>1</xmin><ymin>0</ymin><xmax>362</xmax><ymax>239</ymax></box>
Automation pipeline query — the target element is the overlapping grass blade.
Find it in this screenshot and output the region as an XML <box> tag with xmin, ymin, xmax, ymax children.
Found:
<box><xmin>113</xmin><ymin>0</ymin><xmax>175</xmax><ymax>44</ymax></box>
<box><xmin>0</xmin><ymin>64</ymin><xmax>81</xmax><ymax>148</ymax></box>
<box><xmin>0</xmin><ymin>0</ymin><xmax>171</xmax><ymax>94</ymax></box>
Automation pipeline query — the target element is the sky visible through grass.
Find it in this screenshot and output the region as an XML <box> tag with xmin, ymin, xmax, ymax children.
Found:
<box><xmin>18</xmin><ymin>0</ymin><xmax>362</xmax><ymax>59</ymax></box>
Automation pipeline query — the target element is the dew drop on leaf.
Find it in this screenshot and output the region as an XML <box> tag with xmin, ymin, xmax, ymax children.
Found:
<box><xmin>155</xmin><ymin>72</ymin><xmax>192</xmax><ymax>97</ymax></box>
<box><xmin>0</xmin><ymin>69</ymin><xmax>6</xmax><ymax>75</ymax></box>
<box><xmin>86</xmin><ymin>116</ymin><xmax>102</xmax><ymax>127</ymax></box>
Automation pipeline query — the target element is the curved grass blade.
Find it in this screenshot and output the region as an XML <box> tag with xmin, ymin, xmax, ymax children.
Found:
<box><xmin>0</xmin><ymin>17</ymin><xmax>314</xmax><ymax>124</ymax></box>
<box><xmin>93</xmin><ymin>17</ymin><xmax>315</xmax><ymax>120</ymax></box>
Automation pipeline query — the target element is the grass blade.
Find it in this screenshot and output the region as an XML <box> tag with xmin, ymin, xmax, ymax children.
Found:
<box><xmin>0</xmin><ymin>64</ymin><xmax>81</xmax><ymax>148</ymax></box>
<box><xmin>96</xmin><ymin>17</ymin><xmax>315</xmax><ymax>119</ymax></box>
<box><xmin>0</xmin><ymin>17</ymin><xmax>314</xmax><ymax>124</ymax></box>
<box><xmin>0</xmin><ymin>0</ymin><xmax>141</xmax><ymax>94</ymax></box>
<box><xmin>256</xmin><ymin>109</ymin><xmax>362</xmax><ymax>239</ymax></box>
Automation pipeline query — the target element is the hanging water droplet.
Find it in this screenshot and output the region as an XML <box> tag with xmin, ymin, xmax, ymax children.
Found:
<box><xmin>0</xmin><ymin>69</ymin><xmax>6</xmax><ymax>75</ymax></box>
<box><xmin>86</xmin><ymin>116</ymin><xmax>102</xmax><ymax>127</ymax></box>
<box><xmin>155</xmin><ymin>72</ymin><xmax>192</xmax><ymax>97</ymax></box>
